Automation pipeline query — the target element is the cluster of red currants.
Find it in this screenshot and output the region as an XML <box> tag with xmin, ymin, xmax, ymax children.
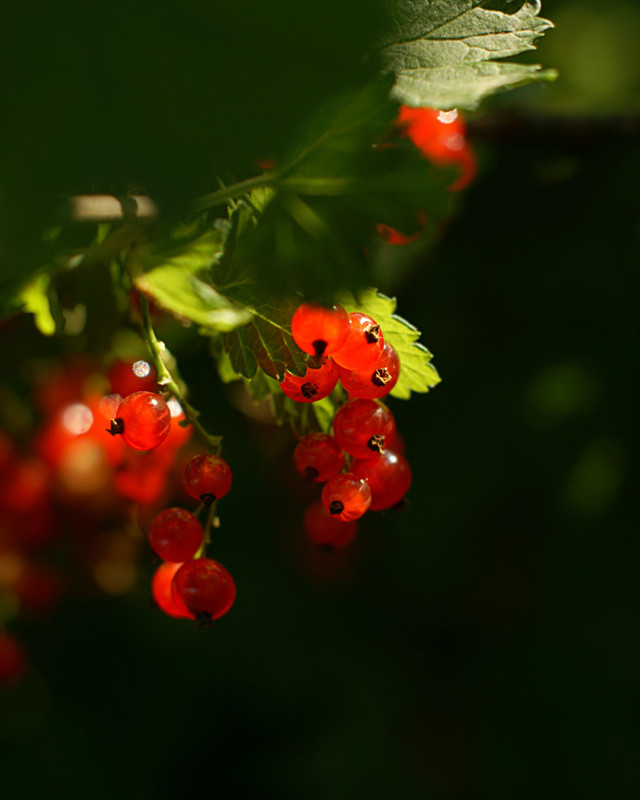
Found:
<box><xmin>0</xmin><ymin>357</ymin><xmax>196</xmax><ymax>684</ymax></box>
<box><xmin>281</xmin><ymin>303</ymin><xmax>399</xmax><ymax>404</ymax></box>
<box><xmin>280</xmin><ymin>303</ymin><xmax>412</xmax><ymax>548</ymax></box>
<box><xmin>106</xmin><ymin>391</ymin><xmax>237</xmax><ymax>626</ymax></box>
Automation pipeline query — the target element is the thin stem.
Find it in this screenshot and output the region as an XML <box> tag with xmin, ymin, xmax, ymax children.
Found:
<box><xmin>202</xmin><ymin>501</ymin><xmax>219</xmax><ymax>548</ymax></box>
<box><xmin>139</xmin><ymin>295</ymin><xmax>222</xmax><ymax>454</ymax></box>
<box><xmin>190</xmin><ymin>172</ymin><xmax>276</xmax><ymax>215</ymax></box>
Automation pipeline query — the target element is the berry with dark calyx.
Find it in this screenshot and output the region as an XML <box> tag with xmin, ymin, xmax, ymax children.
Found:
<box><xmin>172</xmin><ymin>558</ymin><xmax>236</xmax><ymax>625</ymax></box>
<box><xmin>151</xmin><ymin>561</ymin><xmax>193</xmax><ymax>619</ymax></box>
<box><xmin>332</xmin><ymin>398</ymin><xmax>396</xmax><ymax>459</ymax></box>
<box><xmin>331</xmin><ymin>312</ymin><xmax>385</xmax><ymax>371</ymax></box>
<box><xmin>351</xmin><ymin>450</ymin><xmax>412</xmax><ymax>510</ymax></box>
<box><xmin>279</xmin><ymin>358</ymin><xmax>339</xmax><ymax>404</ymax></box>
<box><xmin>338</xmin><ymin>342</ymin><xmax>400</xmax><ymax>399</ymax></box>
<box><xmin>109</xmin><ymin>391</ymin><xmax>171</xmax><ymax>451</ymax></box>
<box><xmin>294</xmin><ymin>433</ymin><xmax>344</xmax><ymax>482</ymax></box>
<box><xmin>291</xmin><ymin>303</ymin><xmax>350</xmax><ymax>357</ymax></box>
<box><xmin>148</xmin><ymin>507</ymin><xmax>203</xmax><ymax>562</ymax></box>
<box><xmin>182</xmin><ymin>454</ymin><xmax>232</xmax><ymax>506</ymax></box>
<box><xmin>304</xmin><ymin>501</ymin><xmax>358</xmax><ymax>549</ymax></box>
<box><xmin>321</xmin><ymin>473</ymin><xmax>372</xmax><ymax>522</ymax></box>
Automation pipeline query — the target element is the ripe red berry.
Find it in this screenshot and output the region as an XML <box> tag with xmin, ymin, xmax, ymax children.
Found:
<box><xmin>321</xmin><ymin>473</ymin><xmax>372</xmax><ymax>522</ymax></box>
<box><xmin>331</xmin><ymin>312</ymin><xmax>385</xmax><ymax>371</ymax></box>
<box><xmin>151</xmin><ymin>561</ymin><xmax>193</xmax><ymax>619</ymax></box>
<box><xmin>279</xmin><ymin>358</ymin><xmax>339</xmax><ymax>403</ymax></box>
<box><xmin>332</xmin><ymin>398</ymin><xmax>396</xmax><ymax>459</ymax></box>
<box><xmin>109</xmin><ymin>391</ymin><xmax>171</xmax><ymax>450</ymax></box>
<box><xmin>291</xmin><ymin>303</ymin><xmax>350</xmax><ymax>357</ymax></box>
<box><xmin>148</xmin><ymin>507</ymin><xmax>203</xmax><ymax>562</ymax></box>
<box><xmin>172</xmin><ymin>558</ymin><xmax>236</xmax><ymax>624</ymax></box>
<box><xmin>351</xmin><ymin>450</ymin><xmax>412</xmax><ymax>510</ymax></box>
<box><xmin>338</xmin><ymin>342</ymin><xmax>400</xmax><ymax>399</ymax></box>
<box><xmin>294</xmin><ymin>433</ymin><xmax>344</xmax><ymax>482</ymax></box>
<box><xmin>304</xmin><ymin>501</ymin><xmax>358</xmax><ymax>548</ymax></box>
<box><xmin>182</xmin><ymin>454</ymin><xmax>232</xmax><ymax>505</ymax></box>
<box><xmin>398</xmin><ymin>106</ymin><xmax>476</xmax><ymax>191</ymax></box>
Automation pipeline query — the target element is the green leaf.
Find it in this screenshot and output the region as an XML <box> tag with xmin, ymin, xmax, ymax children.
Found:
<box><xmin>19</xmin><ymin>273</ymin><xmax>57</xmax><ymax>336</ymax></box>
<box><xmin>132</xmin><ymin>226</ymin><xmax>253</xmax><ymax>333</ymax></box>
<box><xmin>339</xmin><ymin>288</ymin><xmax>441</xmax><ymax>399</ymax></box>
<box><xmin>381</xmin><ymin>0</ymin><xmax>556</xmax><ymax>109</ymax></box>
<box><xmin>222</xmin><ymin>293</ymin><xmax>310</xmax><ymax>381</ymax></box>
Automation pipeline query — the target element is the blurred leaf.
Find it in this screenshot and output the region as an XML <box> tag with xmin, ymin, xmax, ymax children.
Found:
<box><xmin>18</xmin><ymin>272</ymin><xmax>57</xmax><ymax>336</ymax></box>
<box><xmin>381</xmin><ymin>0</ymin><xmax>556</xmax><ymax>109</ymax></box>
<box><xmin>339</xmin><ymin>288</ymin><xmax>441</xmax><ymax>399</ymax></box>
<box><xmin>132</xmin><ymin>226</ymin><xmax>252</xmax><ymax>332</ymax></box>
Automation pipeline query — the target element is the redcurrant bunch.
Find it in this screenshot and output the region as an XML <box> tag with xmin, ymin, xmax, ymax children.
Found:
<box><xmin>282</xmin><ymin>303</ymin><xmax>401</xmax><ymax>403</ymax></box>
<box><xmin>147</xmin><ymin>453</ymin><xmax>236</xmax><ymax>626</ymax></box>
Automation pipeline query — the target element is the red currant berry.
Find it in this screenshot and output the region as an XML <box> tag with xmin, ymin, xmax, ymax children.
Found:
<box><xmin>321</xmin><ymin>473</ymin><xmax>372</xmax><ymax>522</ymax></box>
<box><xmin>148</xmin><ymin>507</ymin><xmax>203</xmax><ymax>562</ymax></box>
<box><xmin>279</xmin><ymin>358</ymin><xmax>339</xmax><ymax>403</ymax></box>
<box><xmin>304</xmin><ymin>501</ymin><xmax>358</xmax><ymax>548</ymax></box>
<box><xmin>351</xmin><ymin>450</ymin><xmax>412</xmax><ymax>510</ymax></box>
<box><xmin>172</xmin><ymin>558</ymin><xmax>236</xmax><ymax>624</ymax></box>
<box><xmin>182</xmin><ymin>455</ymin><xmax>232</xmax><ymax>506</ymax></box>
<box><xmin>330</xmin><ymin>312</ymin><xmax>385</xmax><ymax>371</ymax></box>
<box><xmin>151</xmin><ymin>561</ymin><xmax>193</xmax><ymax>619</ymax></box>
<box><xmin>291</xmin><ymin>303</ymin><xmax>349</xmax><ymax>357</ymax></box>
<box><xmin>332</xmin><ymin>398</ymin><xmax>396</xmax><ymax>459</ymax></box>
<box><xmin>109</xmin><ymin>391</ymin><xmax>171</xmax><ymax>450</ymax></box>
<box><xmin>294</xmin><ymin>433</ymin><xmax>344</xmax><ymax>482</ymax></box>
<box><xmin>338</xmin><ymin>342</ymin><xmax>400</xmax><ymax>399</ymax></box>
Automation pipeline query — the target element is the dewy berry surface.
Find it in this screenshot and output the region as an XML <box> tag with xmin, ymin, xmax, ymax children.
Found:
<box><xmin>110</xmin><ymin>391</ymin><xmax>171</xmax><ymax>450</ymax></box>
<box><xmin>294</xmin><ymin>433</ymin><xmax>344</xmax><ymax>482</ymax></box>
<box><xmin>338</xmin><ymin>342</ymin><xmax>400</xmax><ymax>399</ymax></box>
<box><xmin>331</xmin><ymin>312</ymin><xmax>385</xmax><ymax>371</ymax></box>
<box><xmin>279</xmin><ymin>358</ymin><xmax>339</xmax><ymax>403</ymax></box>
<box><xmin>172</xmin><ymin>558</ymin><xmax>236</xmax><ymax>622</ymax></box>
<box><xmin>351</xmin><ymin>449</ymin><xmax>412</xmax><ymax>510</ymax></box>
<box><xmin>148</xmin><ymin>507</ymin><xmax>203</xmax><ymax>562</ymax></box>
<box><xmin>183</xmin><ymin>454</ymin><xmax>233</xmax><ymax>504</ymax></box>
<box><xmin>332</xmin><ymin>398</ymin><xmax>396</xmax><ymax>459</ymax></box>
<box><xmin>321</xmin><ymin>473</ymin><xmax>372</xmax><ymax>522</ymax></box>
<box><xmin>291</xmin><ymin>304</ymin><xmax>349</xmax><ymax>357</ymax></box>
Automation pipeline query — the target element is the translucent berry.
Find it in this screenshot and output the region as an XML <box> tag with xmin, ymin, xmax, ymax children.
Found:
<box><xmin>321</xmin><ymin>473</ymin><xmax>372</xmax><ymax>522</ymax></box>
<box><xmin>332</xmin><ymin>398</ymin><xmax>396</xmax><ymax>459</ymax></box>
<box><xmin>148</xmin><ymin>507</ymin><xmax>203</xmax><ymax>562</ymax></box>
<box><xmin>294</xmin><ymin>433</ymin><xmax>344</xmax><ymax>482</ymax></box>
<box><xmin>398</xmin><ymin>106</ymin><xmax>476</xmax><ymax>191</ymax></box>
<box><xmin>172</xmin><ymin>558</ymin><xmax>236</xmax><ymax>624</ymax></box>
<box><xmin>109</xmin><ymin>391</ymin><xmax>171</xmax><ymax>450</ymax></box>
<box><xmin>279</xmin><ymin>358</ymin><xmax>339</xmax><ymax>403</ymax></box>
<box><xmin>304</xmin><ymin>501</ymin><xmax>358</xmax><ymax>548</ymax></box>
<box><xmin>291</xmin><ymin>303</ymin><xmax>350</xmax><ymax>357</ymax></box>
<box><xmin>351</xmin><ymin>450</ymin><xmax>412</xmax><ymax>510</ymax></box>
<box><xmin>151</xmin><ymin>561</ymin><xmax>193</xmax><ymax>619</ymax></box>
<box><xmin>182</xmin><ymin>455</ymin><xmax>232</xmax><ymax>506</ymax></box>
<box><xmin>338</xmin><ymin>342</ymin><xmax>400</xmax><ymax>399</ymax></box>
<box><xmin>331</xmin><ymin>312</ymin><xmax>385</xmax><ymax>371</ymax></box>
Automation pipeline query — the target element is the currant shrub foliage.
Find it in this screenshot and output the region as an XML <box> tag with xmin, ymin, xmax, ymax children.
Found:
<box><xmin>1</xmin><ymin>0</ymin><xmax>555</xmax><ymax>421</ymax></box>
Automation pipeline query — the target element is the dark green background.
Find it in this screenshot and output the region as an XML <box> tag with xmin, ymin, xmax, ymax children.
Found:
<box><xmin>2</xmin><ymin>1</ymin><xmax>639</xmax><ymax>798</ymax></box>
